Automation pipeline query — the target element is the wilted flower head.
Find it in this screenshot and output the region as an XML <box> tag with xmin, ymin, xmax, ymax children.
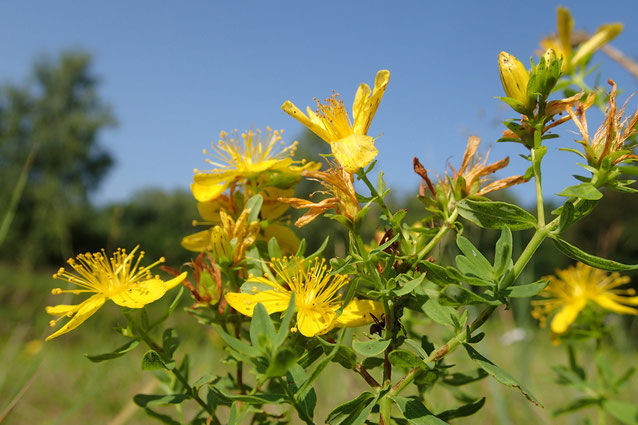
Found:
<box><xmin>278</xmin><ymin>162</ymin><xmax>360</xmax><ymax>227</ymax></box>
<box><xmin>566</xmin><ymin>80</ymin><xmax>638</xmax><ymax>167</ymax></box>
<box><xmin>46</xmin><ymin>247</ymin><xmax>186</xmax><ymax>340</ymax></box>
<box><xmin>532</xmin><ymin>263</ymin><xmax>638</xmax><ymax>334</ymax></box>
<box><xmin>191</xmin><ymin>128</ymin><xmax>318</xmax><ymax>202</ymax></box>
<box><xmin>540</xmin><ymin>6</ymin><xmax>622</xmax><ymax>73</ymax></box>
<box><xmin>225</xmin><ymin>256</ymin><xmax>383</xmax><ymax>337</ymax></box>
<box><xmin>282</xmin><ymin>70</ymin><xmax>390</xmax><ymax>173</ymax></box>
<box><xmin>420</xmin><ymin>136</ymin><xmax>527</xmax><ymax>201</ymax></box>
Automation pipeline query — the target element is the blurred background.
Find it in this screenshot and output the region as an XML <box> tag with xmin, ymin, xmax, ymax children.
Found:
<box><xmin>1</xmin><ymin>1</ymin><xmax>638</xmax><ymax>424</ymax></box>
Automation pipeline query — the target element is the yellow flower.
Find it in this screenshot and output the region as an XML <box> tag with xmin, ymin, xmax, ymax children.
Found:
<box><xmin>540</xmin><ymin>6</ymin><xmax>622</xmax><ymax>72</ymax></box>
<box><xmin>182</xmin><ymin>208</ymin><xmax>260</xmax><ymax>265</ymax></box>
<box><xmin>46</xmin><ymin>247</ymin><xmax>186</xmax><ymax>340</ymax></box>
<box><xmin>279</xmin><ymin>162</ymin><xmax>360</xmax><ymax>227</ymax></box>
<box><xmin>192</xmin><ymin>128</ymin><xmax>319</xmax><ymax>202</ymax></box>
<box><xmin>225</xmin><ymin>257</ymin><xmax>383</xmax><ymax>337</ymax></box>
<box><xmin>566</xmin><ymin>80</ymin><xmax>638</xmax><ymax>167</ymax></box>
<box><xmin>498</xmin><ymin>52</ymin><xmax>530</xmax><ymax>107</ymax></box>
<box><xmin>282</xmin><ymin>70</ymin><xmax>390</xmax><ymax>174</ymax></box>
<box><xmin>532</xmin><ymin>263</ymin><xmax>638</xmax><ymax>334</ymax></box>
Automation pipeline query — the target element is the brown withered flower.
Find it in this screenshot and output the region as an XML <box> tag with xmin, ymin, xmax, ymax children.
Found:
<box><xmin>566</xmin><ymin>80</ymin><xmax>638</xmax><ymax>167</ymax></box>
<box><xmin>279</xmin><ymin>162</ymin><xmax>359</xmax><ymax>227</ymax></box>
<box><xmin>416</xmin><ymin>136</ymin><xmax>528</xmax><ymax>201</ymax></box>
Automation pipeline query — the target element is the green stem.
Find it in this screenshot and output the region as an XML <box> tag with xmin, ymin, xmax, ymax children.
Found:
<box><xmin>124</xmin><ymin>313</ymin><xmax>219</xmax><ymax>422</ymax></box>
<box><xmin>379</xmin><ymin>396</ymin><xmax>392</xmax><ymax>425</ymax></box>
<box><xmin>413</xmin><ymin>208</ymin><xmax>458</xmax><ymax>265</ymax></box>
<box><xmin>357</xmin><ymin>170</ymin><xmax>393</xmax><ymax>220</ymax></box>
<box><xmin>531</xmin><ymin>146</ymin><xmax>545</xmax><ymax>227</ymax></box>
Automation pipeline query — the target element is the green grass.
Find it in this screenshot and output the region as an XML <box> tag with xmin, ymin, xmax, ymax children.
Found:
<box><xmin>1</xmin><ymin>265</ymin><xmax>636</xmax><ymax>424</ymax></box>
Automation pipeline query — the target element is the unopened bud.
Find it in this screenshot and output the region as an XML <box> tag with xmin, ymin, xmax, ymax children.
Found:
<box><xmin>543</xmin><ymin>48</ymin><xmax>558</xmax><ymax>67</ymax></box>
<box><xmin>498</xmin><ymin>52</ymin><xmax>530</xmax><ymax>107</ymax></box>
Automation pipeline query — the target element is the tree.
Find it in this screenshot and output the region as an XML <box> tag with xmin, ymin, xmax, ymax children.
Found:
<box><xmin>0</xmin><ymin>51</ymin><xmax>114</xmax><ymax>265</ymax></box>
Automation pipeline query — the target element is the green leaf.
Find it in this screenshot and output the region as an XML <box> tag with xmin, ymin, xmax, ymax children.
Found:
<box><xmin>162</xmin><ymin>328</ymin><xmax>180</xmax><ymax>358</ymax></box>
<box><xmin>394</xmin><ymin>274</ymin><xmax>426</xmax><ymax>296</ymax></box>
<box><xmin>442</xmin><ymin>369</ymin><xmax>488</xmax><ymax>386</ymax></box>
<box><xmin>245</xmin><ymin>194</ymin><xmax>264</xmax><ymax>222</ymax></box>
<box><xmin>266</xmin><ymin>348</ymin><xmax>299</xmax><ymax>378</ymax></box>
<box><xmin>553</xmin><ymin>398</ymin><xmax>601</xmax><ymax>416</ymax></box>
<box><xmin>213</xmin><ymin>324</ymin><xmax>260</xmax><ymax>358</ymax></box>
<box><xmin>457</xmin><ymin>199</ymin><xmax>537</xmax><ymax>230</ymax></box>
<box><xmin>501</xmin><ymin>280</ymin><xmax>549</xmax><ymax>298</ymax></box>
<box><xmin>557</xmin><ymin>183</ymin><xmax>603</xmax><ymax>200</ymax></box>
<box><xmin>250</xmin><ymin>303</ymin><xmax>276</xmax><ymax>352</ymax></box>
<box><xmin>456</xmin><ymin>236</ymin><xmax>493</xmax><ymax>275</ymax></box>
<box><xmin>603</xmin><ymin>400</ymin><xmax>638</xmax><ymax>425</ymax></box>
<box><xmin>141</xmin><ymin>350</ymin><xmax>173</xmax><ymax>371</ymax></box>
<box><xmin>208</xmin><ymin>387</ymin><xmax>287</xmax><ymax>405</ymax></box>
<box><xmin>463</xmin><ymin>344</ymin><xmax>541</xmax><ymax>406</ymax></box>
<box><xmin>388</xmin><ymin>350</ymin><xmax>426</xmax><ymax>368</ymax></box>
<box><xmin>318</xmin><ymin>338</ymin><xmax>357</xmax><ymax>370</ymax></box>
<box><xmin>143</xmin><ymin>407</ymin><xmax>181</xmax><ymax>425</ymax></box>
<box><xmin>326</xmin><ymin>392</ymin><xmax>377</xmax><ymax>425</ymax></box>
<box><xmin>352</xmin><ymin>338</ymin><xmax>391</xmax><ymax>357</ymax></box>
<box><xmin>422</xmin><ymin>299</ymin><xmax>457</xmax><ymax>328</ymax></box>
<box><xmin>552</xmin><ymin>238</ymin><xmax>638</xmax><ymax>271</ymax></box>
<box><xmin>134</xmin><ymin>393</ymin><xmax>189</xmax><ymax>407</ymax></box>
<box><xmin>267</xmin><ymin>237</ymin><xmax>282</xmax><ymax>259</ymax></box>
<box><xmin>192</xmin><ymin>373</ymin><xmax>216</xmax><ymax>390</ymax></box>
<box><xmin>274</xmin><ymin>292</ymin><xmax>296</xmax><ymax>349</ymax></box>
<box><xmin>85</xmin><ymin>339</ymin><xmax>140</xmax><ymax>362</ymax></box>
<box><xmin>287</xmin><ymin>364</ymin><xmax>317</xmax><ymax>424</ymax></box>
<box><xmin>557</xmin><ymin>200</ymin><xmax>575</xmax><ymax>233</ymax></box>
<box><xmin>493</xmin><ymin>227</ymin><xmax>512</xmax><ymax>278</ymax></box>
<box><xmin>391</xmin><ymin>396</ymin><xmax>448</xmax><ymax>425</ymax></box>
<box><xmin>437</xmin><ymin>397</ymin><xmax>486</xmax><ymax>421</ymax></box>
<box><xmin>420</xmin><ymin>262</ymin><xmax>461</xmax><ymax>287</ymax></box>
<box><xmin>440</xmin><ymin>284</ymin><xmax>500</xmax><ymax>306</ymax></box>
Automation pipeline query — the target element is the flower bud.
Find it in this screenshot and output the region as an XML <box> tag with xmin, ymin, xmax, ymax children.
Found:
<box><xmin>542</xmin><ymin>48</ymin><xmax>558</xmax><ymax>68</ymax></box>
<box><xmin>572</xmin><ymin>23</ymin><xmax>623</xmax><ymax>66</ymax></box>
<box><xmin>499</xmin><ymin>52</ymin><xmax>530</xmax><ymax>108</ymax></box>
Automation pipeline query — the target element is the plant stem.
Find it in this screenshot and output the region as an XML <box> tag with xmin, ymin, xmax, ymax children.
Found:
<box><xmin>124</xmin><ymin>313</ymin><xmax>219</xmax><ymax>422</ymax></box>
<box><xmin>379</xmin><ymin>396</ymin><xmax>392</xmax><ymax>425</ymax></box>
<box><xmin>357</xmin><ymin>170</ymin><xmax>393</xmax><ymax>220</ymax></box>
<box><xmin>413</xmin><ymin>208</ymin><xmax>458</xmax><ymax>265</ymax></box>
<box><xmin>355</xmin><ymin>364</ymin><xmax>381</xmax><ymax>388</ymax></box>
<box><xmin>531</xmin><ymin>146</ymin><xmax>545</xmax><ymax>227</ymax></box>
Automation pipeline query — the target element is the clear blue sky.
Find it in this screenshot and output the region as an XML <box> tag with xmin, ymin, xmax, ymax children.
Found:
<box><xmin>1</xmin><ymin>1</ymin><xmax>637</xmax><ymax>206</ymax></box>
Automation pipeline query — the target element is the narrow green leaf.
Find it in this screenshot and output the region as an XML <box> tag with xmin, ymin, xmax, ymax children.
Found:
<box><xmin>274</xmin><ymin>292</ymin><xmax>296</xmax><ymax>349</ymax></box>
<box><xmin>501</xmin><ymin>279</ymin><xmax>549</xmax><ymax>298</ymax></box>
<box><xmin>603</xmin><ymin>400</ymin><xmax>638</xmax><ymax>425</ymax></box>
<box><xmin>394</xmin><ymin>274</ymin><xmax>426</xmax><ymax>296</ymax></box>
<box><xmin>420</xmin><ymin>262</ymin><xmax>461</xmax><ymax>287</ymax></box>
<box><xmin>85</xmin><ymin>339</ymin><xmax>140</xmax><ymax>362</ymax></box>
<box><xmin>245</xmin><ymin>194</ymin><xmax>264</xmax><ymax>222</ymax></box>
<box><xmin>388</xmin><ymin>350</ymin><xmax>425</xmax><ymax>368</ymax></box>
<box><xmin>317</xmin><ymin>338</ymin><xmax>357</xmax><ymax>369</ymax></box>
<box><xmin>134</xmin><ymin>393</ymin><xmax>189</xmax><ymax>407</ymax></box>
<box><xmin>391</xmin><ymin>396</ymin><xmax>448</xmax><ymax>425</ymax></box>
<box><xmin>557</xmin><ymin>200</ymin><xmax>575</xmax><ymax>233</ymax></box>
<box><xmin>326</xmin><ymin>392</ymin><xmax>377</xmax><ymax>425</ymax></box>
<box><xmin>250</xmin><ymin>303</ymin><xmax>276</xmax><ymax>352</ymax></box>
<box><xmin>266</xmin><ymin>348</ymin><xmax>299</xmax><ymax>378</ymax></box>
<box><xmin>456</xmin><ymin>236</ymin><xmax>493</xmax><ymax>274</ymax></box>
<box><xmin>352</xmin><ymin>338</ymin><xmax>391</xmax><ymax>357</ymax></box>
<box><xmin>422</xmin><ymin>299</ymin><xmax>457</xmax><ymax>328</ymax></box>
<box><xmin>267</xmin><ymin>237</ymin><xmax>282</xmax><ymax>259</ymax></box>
<box><xmin>442</xmin><ymin>369</ymin><xmax>488</xmax><ymax>386</ymax></box>
<box><xmin>440</xmin><ymin>284</ymin><xmax>501</xmax><ymax>306</ymax></box>
<box><xmin>287</xmin><ymin>364</ymin><xmax>317</xmax><ymax>424</ymax></box>
<box><xmin>463</xmin><ymin>344</ymin><xmax>541</xmax><ymax>406</ymax></box>
<box><xmin>162</xmin><ymin>328</ymin><xmax>180</xmax><ymax>358</ymax></box>
<box><xmin>141</xmin><ymin>350</ymin><xmax>171</xmax><ymax>371</ymax></box>
<box><xmin>553</xmin><ymin>398</ymin><xmax>601</xmax><ymax>416</ymax></box>
<box><xmin>437</xmin><ymin>397</ymin><xmax>486</xmax><ymax>421</ymax></box>
<box><xmin>552</xmin><ymin>238</ymin><xmax>638</xmax><ymax>271</ymax></box>
<box><xmin>493</xmin><ymin>227</ymin><xmax>512</xmax><ymax>278</ymax></box>
<box><xmin>457</xmin><ymin>199</ymin><xmax>536</xmax><ymax>230</ymax></box>
<box><xmin>192</xmin><ymin>373</ymin><xmax>216</xmax><ymax>390</ymax></box>
<box><xmin>557</xmin><ymin>183</ymin><xmax>603</xmax><ymax>200</ymax></box>
<box><xmin>143</xmin><ymin>407</ymin><xmax>181</xmax><ymax>425</ymax></box>
<box><xmin>208</xmin><ymin>387</ymin><xmax>287</xmax><ymax>404</ymax></box>
<box><xmin>213</xmin><ymin>324</ymin><xmax>260</xmax><ymax>357</ymax></box>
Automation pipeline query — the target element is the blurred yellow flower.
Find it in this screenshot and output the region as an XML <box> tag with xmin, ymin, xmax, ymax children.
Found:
<box><xmin>282</xmin><ymin>70</ymin><xmax>390</xmax><ymax>173</ymax></box>
<box><xmin>225</xmin><ymin>257</ymin><xmax>383</xmax><ymax>337</ymax></box>
<box><xmin>46</xmin><ymin>247</ymin><xmax>186</xmax><ymax>340</ymax></box>
<box><xmin>540</xmin><ymin>6</ymin><xmax>622</xmax><ymax>72</ymax></box>
<box><xmin>532</xmin><ymin>263</ymin><xmax>638</xmax><ymax>334</ymax></box>
<box><xmin>192</xmin><ymin>128</ymin><xmax>318</xmax><ymax>202</ymax></box>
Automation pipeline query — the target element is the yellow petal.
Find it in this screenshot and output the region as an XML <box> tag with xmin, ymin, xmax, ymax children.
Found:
<box><xmin>296</xmin><ymin>307</ymin><xmax>337</xmax><ymax>337</ymax></box>
<box><xmin>572</xmin><ymin>23</ymin><xmax>623</xmax><ymax>66</ymax></box>
<box><xmin>261</xmin><ymin>187</ymin><xmax>294</xmax><ymax>220</ymax></box>
<box><xmin>281</xmin><ymin>101</ymin><xmax>330</xmax><ymax>142</ymax></box>
<box><xmin>46</xmin><ymin>294</ymin><xmax>106</xmax><ymax>341</ymax></box>
<box><xmin>557</xmin><ymin>6</ymin><xmax>573</xmax><ymax>59</ymax></box>
<box><xmin>352</xmin><ymin>70</ymin><xmax>390</xmax><ymax>135</ymax></box>
<box><xmin>165</xmin><ymin>272</ymin><xmax>188</xmax><ymax>291</ymax></box>
<box><xmin>191</xmin><ymin>177</ymin><xmax>230</xmax><ymax>202</ymax></box>
<box><xmin>181</xmin><ymin>229</ymin><xmax>212</xmax><ymax>252</ymax></box>
<box><xmin>550</xmin><ymin>298</ymin><xmax>586</xmax><ymax>334</ymax></box>
<box><xmin>110</xmin><ymin>279</ymin><xmax>168</xmax><ymax>308</ymax></box>
<box><xmin>336</xmin><ymin>299</ymin><xmax>384</xmax><ymax>327</ymax></box>
<box><xmin>331</xmin><ymin>134</ymin><xmax>378</xmax><ymax>174</ymax></box>
<box><xmin>263</xmin><ymin>223</ymin><xmax>300</xmax><ymax>254</ymax></box>
<box><xmin>197</xmin><ymin>197</ymin><xmax>229</xmax><ymax>222</ymax></box>
<box><xmin>46</xmin><ymin>304</ymin><xmax>81</xmax><ymax>316</ymax></box>
<box><xmin>225</xmin><ymin>290</ymin><xmax>291</xmax><ymax>317</ymax></box>
<box><xmin>593</xmin><ymin>294</ymin><xmax>638</xmax><ymax>315</ymax></box>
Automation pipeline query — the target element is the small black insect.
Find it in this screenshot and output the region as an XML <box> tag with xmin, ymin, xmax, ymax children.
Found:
<box><xmin>369</xmin><ymin>313</ymin><xmax>385</xmax><ymax>337</ymax></box>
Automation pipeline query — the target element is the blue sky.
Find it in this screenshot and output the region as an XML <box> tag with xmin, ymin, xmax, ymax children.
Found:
<box><xmin>1</xmin><ymin>1</ymin><xmax>637</xmax><ymax>206</ymax></box>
